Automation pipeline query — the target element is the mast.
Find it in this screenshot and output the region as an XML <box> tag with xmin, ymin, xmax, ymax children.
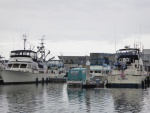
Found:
<box><xmin>23</xmin><ymin>34</ymin><xmax>27</xmax><ymax>50</ymax></box>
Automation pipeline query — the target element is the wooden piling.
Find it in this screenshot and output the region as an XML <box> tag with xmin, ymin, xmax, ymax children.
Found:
<box><xmin>36</xmin><ymin>78</ymin><xmax>38</xmax><ymax>85</ymax></box>
<box><xmin>142</xmin><ymin>81</ymin><xmax>145</xmax><ymax>89</ymax></box>
<box><xmin>42</xmin><ymin>78</ymin><xmax>44</xmax><ymax>84</ymax></box>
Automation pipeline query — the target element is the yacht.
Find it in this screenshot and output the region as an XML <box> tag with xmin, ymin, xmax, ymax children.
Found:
<box><xmin>1</xmin><ymin>36</ymin><xmax>50</xmax><ymax>84</ymax></box>
<box><xmin>1</xmin><ymin>49</ymin><xmax>49</xmax><ymax>84</ymax></box>
<box><xmin>90</xmin><ymin>57</ymin><xmax>112</xmax><ymax>83</ymax></box>
<box><xmin>107</xmin><ymin>46</ymin><xmax>147</xmax><ymax>88</ymax></box>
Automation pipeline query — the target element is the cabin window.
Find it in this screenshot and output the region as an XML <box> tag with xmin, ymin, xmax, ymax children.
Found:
<box><xmin>90</xmin><ymin>71</ymin><xmax>93</xmax><ymax>73</ymax></box>
<box><xmin>20</xmin><ymin>64</ymin><xmax>27</xmax><ymax>68</ymax></box>
<box><xmin>106</xmin><ymin>71</ymin><xmax>109</xmax><ymax>74</ymax></box>
<box><xmin>140</xmin><ymin>65</ymin><xmax>143</xmax><ymax>71</ymax></box>
<box><xmin>71</xmin><ymin>71</ymin><xmax>79</xmax><ymax>76</ymax></box>
<box><xmin>8</xmin><ymin>64</ymin><xmax>12</xmax><ymax>68</ymax></box>
<box><xmin>32</xmin><ymin>64</ymin><xmax>38</xmax><ymax>70</ymax></box>
<box><xmin>95</xmin><ymin>71</ymin><xmax>97</xmax><ymax>73</ymax></box>
<box><xmin>12</xmin><ymin>64</ymin><xmax>20</xmax><ymax>68</ymax></box>
<box><xmin>10</xmin><ymin>52</ymin><xmax>15</xmax><ymax>56</ymax></box>
<box><xmin>23</xmin><ymin>52</ymin><xmax>27</xmax><ymax>55</ymax></box>
<box><xmin>82</xmin><ymin>70</ymin><xmax>86</xmax><ymax>74</ymax></box>
<box><xmin>99</xmin><ymin>71</ymin><xmax>101</xmax><ymax>73</ymax></box>
<box><xmin>15</xmin><ymin>52</ymin><xmax>22</xmax><ymax>55</ymax></box>
<box><xmin>102</xmin><ymin>71</ymin><xmax>104</xmax><ymax>74</ymax></box>
<box><xmin>27</xmin><ymin>64</ymin><xmax>31</xmax><ymax>68</ymax></box>
<box><xmin>30</xmin><ymin>53</ymin><xmax>35</xmax><ymax>59</ymax></box>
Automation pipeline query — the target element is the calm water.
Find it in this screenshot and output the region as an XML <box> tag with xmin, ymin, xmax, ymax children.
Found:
<box><xmin>0</xmin><ymin>83</ymin><xmax>150</xmax><ymax>113</ymax></box>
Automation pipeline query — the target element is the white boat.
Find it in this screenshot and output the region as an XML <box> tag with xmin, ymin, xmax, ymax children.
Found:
<box><xmin>1</xmin><ymin>36</ymin><xmax>53</xmax><ymax>84</ymax></box>
<box><xmin>47</xmin><ymin>60</ymin><xmax>67</xmax><ymax>78</ymax></box>
<box><xmin>1</xmin><ymin>50</ymin><xmax>49</xmax><ymax>84</ymax></box>
<box><xmin>107</xmin><ymin>46</ymin><xmax>148</xmax><ymax>88</ymax></box>
<box><xmin>90</xmin><ymin>58</ymin><xmax>112</xmax><ymax>84</ymax></box>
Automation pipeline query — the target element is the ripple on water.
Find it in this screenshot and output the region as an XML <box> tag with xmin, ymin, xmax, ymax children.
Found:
<box><xmin>0</xmin><ymin>84</ymin><xmax>149</xmax><ymax>113</ymax></box>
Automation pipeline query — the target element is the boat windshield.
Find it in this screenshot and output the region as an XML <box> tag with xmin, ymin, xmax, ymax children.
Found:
<box><xmin>117</xmin><ymin>49</ymin><xmax>139</xmax><ymax>56</ymax></box>
<box><xmin>20</xmin><ymin>64</ymin><xmax>27</xmax><ymax>68</ymax></box>
<box><xmin>7</xmin><ymin>63</ymin><xmax>28</xmax><ymax>68</ymax></box>
<box><xmin>7</xmin><ymin>64</ymin><xmax>12</xmax><ymax>68</ymax></box>
<box><xmin>12</xmin><ymin>64</ymin><xmax>20</xmax><ymax>68</ymax></box>
<box><xmin>90</xmin><ymin>58</ymin><xmax>109</xmax><ymax>65</ymax></box>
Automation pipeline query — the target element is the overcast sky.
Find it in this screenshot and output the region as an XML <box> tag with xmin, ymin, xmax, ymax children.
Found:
<box><xmin>0</xmin><ymin>0</ymin><xmax>150</xmax><ymax>59</ymax></box>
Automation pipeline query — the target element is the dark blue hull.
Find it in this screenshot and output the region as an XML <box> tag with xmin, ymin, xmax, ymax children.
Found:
<box><xmin>107</xmin><ymin>83</ymin><xmax>141</xmax><ymax>88</ymax></box>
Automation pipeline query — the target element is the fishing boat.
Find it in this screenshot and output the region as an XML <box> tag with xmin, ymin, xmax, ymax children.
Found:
<box><xmin>1</xmin><ymin>35</ymin><xmax>51</xmax><ymax>84</ymax></box>
<box><xmin>107</xmin><ymin>46</ymin><xmax>147</xmax><ymax>88</ymax></box>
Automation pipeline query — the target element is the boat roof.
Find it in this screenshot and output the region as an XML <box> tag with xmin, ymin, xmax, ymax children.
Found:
<box><xmin>11</xmin><ymin>50</ymin><xmax>36</xmax><ymax>53</ymax></box>
<box><xmin>70</xmin><ymin>68</ymin><xmax>86</xmax><ymax>71</ymax></box>
<box><xmin>118</xmin><ymin>48</ymin><xmax>140</xmax><ymax>51</ymax></box>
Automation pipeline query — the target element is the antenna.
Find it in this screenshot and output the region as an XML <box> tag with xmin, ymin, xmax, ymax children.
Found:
<box><xmin>140</xmin><ymin>24</ymin><xmax>142</xmax><ymax>50</ymax></box>
<box><xmin>114</xmin><ymin>25</ymin><xmax>117</xmax><ymax>53</ymax></box>
<box><xmin>13</xmin><ymin>37</ymin><xmax>14</xmax><ymax>50</ymax></box>
<box><xmin>23</xmin><ymin>34</ymin><xmax>27</xmax><ymax>50</ymax></box>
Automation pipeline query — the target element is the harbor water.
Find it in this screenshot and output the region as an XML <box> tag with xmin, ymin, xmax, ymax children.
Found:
<box><xmin>0</xmin><ymin>83</ymin><xmax>150</xmax><ymax>113</ymax></box>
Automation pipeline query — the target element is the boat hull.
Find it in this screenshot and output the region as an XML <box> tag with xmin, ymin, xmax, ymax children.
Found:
<box><xmin>107</xmin><ymin>74</ymin><xmax>147</xmax><ymax>88</ymax></box>
<box><xmin>1</xmin><ymin>70</ymin><xmax>49</xmax><ymax>84</ymax></box>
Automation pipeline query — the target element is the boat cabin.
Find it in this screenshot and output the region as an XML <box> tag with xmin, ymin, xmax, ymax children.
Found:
<box><xmin>10</xmin><ymin>50</ymin><xmax>37</xmax><ymax>62</ymax></box>
<box><xmin>116</xmin><ymin>48</ymin><xmax>140</xmax><ymax>65</ymax></box>
<box><xmin>68</xmin><ymin>68</ymin><xmax>86</xmax><ymax>81</ymax></box>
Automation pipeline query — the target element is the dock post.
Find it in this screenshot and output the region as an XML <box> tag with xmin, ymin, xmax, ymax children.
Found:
<box><xmin>86</xmin><ymin>60</ymin><xmax>90</xmax><ymax>84</ymax></box>
<box><xmin>42</xmin><ymin>78</ymin><xmax>44</xmax><ymax>84</ymax></box>
<box><xmin>142</xmin><ymin>81</ymin><xmax>144</xmax><ymax>89</ymax></box>
<box><xmin>145</xmin><ymin>79</ymin><xmax>147</xmax><ymax>89</ymax></box>
<box><xmin>36</xmin><ymin>78</ymin><xmax>38</xmax><ymax>85</ymax></box>
<box><xmin>46</xmin><ymin>78</ymin><xmax>48</xmax><ymax>84</ymax></box>
<box><xmin>147</xmin><ymin>77</ymin><xmax>150</xmax><ymax>87</ymax></box>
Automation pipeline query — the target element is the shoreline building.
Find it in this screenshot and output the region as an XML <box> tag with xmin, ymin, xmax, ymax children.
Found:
<box><xmin>58</xmin><ymin>56</ymin><xmax>90</xmax><ymax>69</ymax></box>
<box><xmin>90</xmin><ymin>53</ymin><xmax>115</xmax><ymax>66</ymax></box>
<box><xmin>58</xmin><ymin>53</ymin><xmax>116</xmax><ymax>69</ymax></box>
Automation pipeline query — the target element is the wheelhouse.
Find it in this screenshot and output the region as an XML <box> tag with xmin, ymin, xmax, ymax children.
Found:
<box><xmin>116</xmin><ymin>48</ymin><xmax>140</xmax><ymax>64</ymax></box>
<box><xmin>10</xmin><ymin>50</ymin><xmax>37</xmax><ymax>62</ymax></box>
<box><xmin>90</xmin><ymin>57</ymin><xmax>109</xmax><ymax>66</ymax></box>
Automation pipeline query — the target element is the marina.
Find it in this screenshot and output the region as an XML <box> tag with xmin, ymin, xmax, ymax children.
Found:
<box><xmin>1</xmin><ymin>0</ymin><xmax>150</xmax><ymax>112</ymax></box>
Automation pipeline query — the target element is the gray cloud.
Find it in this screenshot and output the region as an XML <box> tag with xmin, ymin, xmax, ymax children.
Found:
<box><xmin>0</xmin><ymin>0</ymin><xmax>150</xmax><ymax>58</ymax></box>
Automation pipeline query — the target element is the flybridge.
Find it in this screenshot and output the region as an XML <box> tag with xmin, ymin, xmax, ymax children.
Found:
<box><xmin>10</xmin><ymin>50</ymin><xmax>37</xmax><ymax>58</ymax></box>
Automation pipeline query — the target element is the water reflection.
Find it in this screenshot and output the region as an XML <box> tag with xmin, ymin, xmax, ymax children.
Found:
<box><xmin>0</xmin><ymin>83</ymin><xmax>149</xmax><ymax>113</ymax></box>
<box><xmin>110</xmin><ymin>88</ymin><xmax>143</xmax><ymax>113</ymax></box>
<box><xmin>0</xmin><ymin>84</ymin><xmax>69</xmax><ymax>113</ymax></box>
<box><xmin>67</xmin><ymin>88</ymin><xmax>115</xmax><ymax>113</ymax></box>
